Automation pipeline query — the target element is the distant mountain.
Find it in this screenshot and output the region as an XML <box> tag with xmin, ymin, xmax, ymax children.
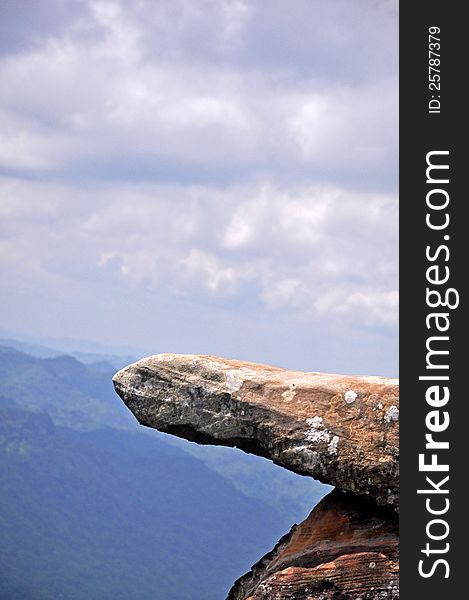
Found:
<box><xmin>0</xmin><ymin>406</ymin><xmax>287</xmax><ymax>600</ymax></box>
<box><xmin>0</xmin><ymin>346</ymin><xmax>136</xmax><ymax>431</ymax></box>
<box><xmin>0</xmin><ymin>329</ymin><xmax>146</xmax><ymax>357</ymax></box>
<box><xmin>65</xmin><ymin>351</ymin><xmax>137</xmax><ymax>372</ymax></box>
<box><xmin>0</xmin><ymin>345</ymin><xmax>330</xmax><ymax>599</ymax></box>
<box><xmin>0</xmin><ymin>337</ymin><xmax>136</xmax><ymax>371</ymax></box>
<box><xmin>0</xmin><ymin>337</ymin><xmax>61</xmax><ymax>358</ymax></box>
<box><xmin>0</xmin><ymin>345</ymin><xmax>328</xmax><ymax>518</ymax></box>
<box><xmin>168</xmin><ymin>441</ymin><xmax>329</xmax><ymax>517</ymax></box>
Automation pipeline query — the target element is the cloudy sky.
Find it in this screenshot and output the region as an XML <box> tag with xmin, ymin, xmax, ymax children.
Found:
<box><xmin>0</xmin><ymin>0</ymin><xmax>398</xmax><ymax>376</ymax></box>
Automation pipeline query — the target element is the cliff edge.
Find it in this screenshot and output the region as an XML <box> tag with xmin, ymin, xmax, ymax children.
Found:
<box><xmin>113</xmin><ymin>354</ymin><xmax>399</xmax><ymax>599</ymax></box>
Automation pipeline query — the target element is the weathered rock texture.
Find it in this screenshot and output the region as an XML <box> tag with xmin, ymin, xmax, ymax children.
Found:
<box><xmin>113</xmin><ymin>353</ymin><xmax>399</xmax><ymax>600</ymax></box>
<box><xmin>227</xmin><ymin>489</ymin><xmax>398</xmax><ymax>600</ymax></box>
<box><xmin>113</xmin><ymin>354</ymin><xmax>399</xmax><ymax>510</ymax></box>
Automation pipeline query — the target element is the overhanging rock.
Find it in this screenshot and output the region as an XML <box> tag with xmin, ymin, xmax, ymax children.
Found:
<box><xmin>113</xmin><ymin>353</ymin><xmax>399</xmax><ymax>511</ymax></box>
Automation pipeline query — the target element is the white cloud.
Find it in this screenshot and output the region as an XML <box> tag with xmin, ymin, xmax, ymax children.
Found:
<box><xmin>314</xmin><ymin>288</ymin><xmax>399</xmax><ymax>326</ymax></box>
<box><xmin>179</xmin><ymin>249</ymin><xmax>249</xmax><ymax>294</ymax></box>
<box><xmin>0</xmin><ymin>179</ymin><xmax>397</xmax><ymax>326</ymax></box>
<box><xmin>0</xmin><ymin>0</ymin><xmax>398</xmax><ymax>374</ymax></box>
<box><xmin>0</xmin><ymin>0</ymin><xmax>397</xmax><ymax>189</ymax></box>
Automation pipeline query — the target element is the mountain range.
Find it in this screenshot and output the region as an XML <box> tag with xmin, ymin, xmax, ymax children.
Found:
<box><xmin>0</xmin><ymin>341</ymin><xmax>329</xmax><ymax>599</ymax></box>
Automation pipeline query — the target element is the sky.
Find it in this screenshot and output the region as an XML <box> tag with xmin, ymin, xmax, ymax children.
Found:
<box><xmin>0</xmin><ymin>0</ymin><xmax>398</xmax><ymax>376</ymax></box>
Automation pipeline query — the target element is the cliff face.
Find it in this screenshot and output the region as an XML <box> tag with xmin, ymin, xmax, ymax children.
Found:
<box><xmin>113</xmin><ymin>354</ymin><xmax>399</xmax><ymax>600</ymax></box>
<box><xmin>228</xmin><ymin>489</ymin><xmax>398</xmax><ymax>600</ymax></box>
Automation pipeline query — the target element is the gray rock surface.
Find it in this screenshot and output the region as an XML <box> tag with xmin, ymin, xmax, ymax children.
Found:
<box><xmin>113</xmin><ymin>353</ymin><xmax>399</xmax><ymax>510</ymax></box>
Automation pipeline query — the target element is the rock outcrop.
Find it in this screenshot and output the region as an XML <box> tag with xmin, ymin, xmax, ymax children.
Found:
<box><xmin>227</xmin><ymin>489</ymin><xmax>398</xmax><ymax>600</ymax></box>
<box><xmin>113</xmin><ymin>353</ymin><xmax>399</xmax><ymax>599</ymax></box>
